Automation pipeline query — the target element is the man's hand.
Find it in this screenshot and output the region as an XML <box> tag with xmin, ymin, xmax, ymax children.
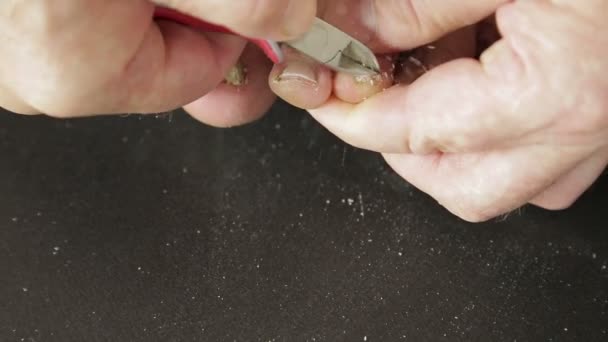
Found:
<box><xmin>0</xmin><ymin>0</ymin><xmax>316</xmax><ymax>126</ymax></box>
<box><xmin>268</xmin><ymin>0</ymin><xmax>608</xmax><ymax>222</ymax></box>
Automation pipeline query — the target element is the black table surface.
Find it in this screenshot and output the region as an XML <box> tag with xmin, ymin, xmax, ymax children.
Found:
<box><xmin>0</xmin><ymin>103</ymin><xmax>607</xmax><ymax>342</ymax></box>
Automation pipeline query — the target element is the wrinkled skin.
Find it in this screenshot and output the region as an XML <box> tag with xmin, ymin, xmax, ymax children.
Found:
<box><xmin>268</xmin><ymin>0</ymin><xmax>608</xmax><ymax>222</ymax></box>
<box><xmin>2</xmin><ymin>1</ymin><xmax>607</xmax><ymax>222</ymax></box>
<box><xmin>0</xmin><ymin>0</ymin><xmax>316</xmax><ymax>126</ymax></box>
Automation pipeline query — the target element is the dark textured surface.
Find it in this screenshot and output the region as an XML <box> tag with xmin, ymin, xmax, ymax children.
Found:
<box><xmin>0</xmin><ymin>103</ymin><xmax>607</xmax><ymax>342</ymax></box>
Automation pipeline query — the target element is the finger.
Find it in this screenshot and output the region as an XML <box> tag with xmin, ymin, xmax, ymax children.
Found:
<box><xmin>310</xmin><ymin>0</ymin><xmax>599</xmax><ymax>155</ymax></box>
<box><xmin>382</xmin><ymin>145</ymin><xmax>593</xmax><ymax>223</ymax></box>
<box><xmin>318</xmin><ymin>0</ymin><xmax>507</xmax><ymax>52</ymax></box>
<box><xmin>332</xmin><ymin>54</ymin><xmax>396</xmax><ymax>104</ymax></box>
<box><xmin>268</xmin><ymin>47</ymin><xmax>333</xmax><ymax>110</ymax></box>
<box><xmin>183</xmin><ymin>43</ymin><xmax>276</xmax><ymax>128</ymax></box>
<box><xmin>0</xmin><ymin>0</ymin><xmax>159</xmax><ymax>117</ymax></box>
<box><xmin>330</xmin><ymin>26</ymin><xmax>477</xmax><ymax>105</ymax></box>
<box><xmin>153</xmin><ymin>0</ymin><xmax>316</xmax><ymax>41</ymax></box>
<box><xmin>308</xmin><ymin>59</ymin><xmax>490</xmax><ymax>154</ymax></box>
<box><xmin>273</xmin><ymin>25</ymin><xmax>478</xmax><ymax>112</ymax></box>
<box><xmin>107</xmin><ymin>21</ymin><xmax>246</xmax><ymax>115</ymax></box>
<box><xmin>308</xmin><ymin>55</ymin><xmax>509</xmax><ymax>154</ymax></box>
<box><xmin>529</xmin><ymin>148</ymin><xmax>608</xmax><ymax>210</ymax></box>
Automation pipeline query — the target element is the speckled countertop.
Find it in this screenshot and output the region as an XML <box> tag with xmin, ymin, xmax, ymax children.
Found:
<box><xmin>1</xmin><ymin>102</ymin><xmax>607</xmax><ymax>341</ymax></box>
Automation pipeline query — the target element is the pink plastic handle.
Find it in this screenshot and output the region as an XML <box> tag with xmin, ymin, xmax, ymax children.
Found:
<box><xmin>153</xmin><ymin>7</ymin><xmax>283</xmax><ymax>64</ymax></box>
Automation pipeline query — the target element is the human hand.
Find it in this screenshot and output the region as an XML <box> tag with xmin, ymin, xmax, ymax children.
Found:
<box><xmin>0</xmin><ymin>0</ymin><xmax>316</xmax><ymax>127</ymax></box>
<box><xmin>268</xmin><ymin>0</ymin><xmax>608</xmax><ymax>222</ymax></box>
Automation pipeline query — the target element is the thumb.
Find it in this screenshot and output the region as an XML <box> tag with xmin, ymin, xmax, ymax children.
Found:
<box><xmin>152</xmin><ymin>0</ymin><xmax>316</xmax><ymax>41</ymax></box>
<box><xmin>320</xmin><ymin>0</ymin><xmax>508</xmax><ymax>52</ymax></box>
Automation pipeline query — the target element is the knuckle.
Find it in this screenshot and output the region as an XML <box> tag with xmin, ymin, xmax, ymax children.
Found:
<box><xmin>408</xmin><ymin>131</ymin><xmax>435</xmax><ymax>154</ymax></box>
<box><xmin>409</xmin><ymin>118</ymin><xmax>487</xmax><ymax>154</ymax></box>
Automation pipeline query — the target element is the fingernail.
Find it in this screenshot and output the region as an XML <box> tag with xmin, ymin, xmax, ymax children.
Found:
<box><xmin>274</xmin><ymin>60</ymin><xmax>318</xmax><ymax>87</ymax></box>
